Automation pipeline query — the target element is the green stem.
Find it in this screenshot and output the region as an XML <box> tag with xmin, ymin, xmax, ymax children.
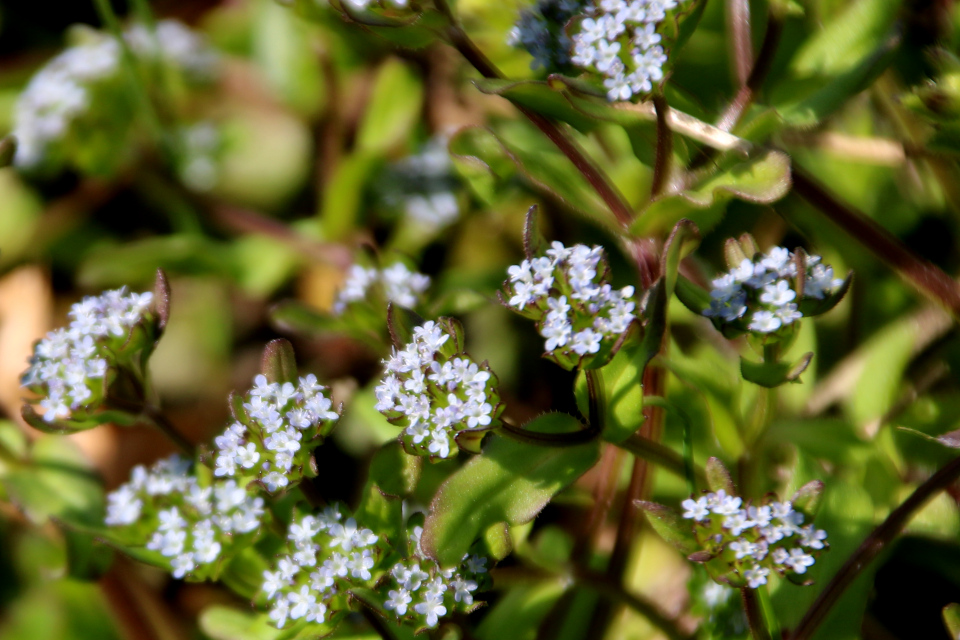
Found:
<box><xmin>433</xmin><ymin>0</ymin><xmax>635</xmax><ymax>230</ymax></box>
<box><xmin>585</xmin><ymin>369</ymin><xmax>604</xmax><ymax>433</ymax></box>
<box><xmin>616</xmin><ymin>431</ymin><xmax>706</xmax><ymax>486</ymax></box>
<box><xmin>142</xmin><ymin>405</ymin><xmax>196</xmax><ymax>457</ymax></box>
<box><xmin>91</xmin><ymin>0</ymin><xmax>169</xmax><ymax>158</ymax></box>
<box><xmin>499</xmin><ymin>421</ymin><xmax>599</xmax><ymax>447</ymax></box>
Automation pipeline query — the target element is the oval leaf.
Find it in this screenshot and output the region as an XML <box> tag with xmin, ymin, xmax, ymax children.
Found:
<box><xmin>422</xmin><ymin>413</ymin><xmax>600</xmax><ymax>566</ymax></box>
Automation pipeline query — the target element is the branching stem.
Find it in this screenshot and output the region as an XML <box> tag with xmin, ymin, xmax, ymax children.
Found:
<box><xmin>789</xmin><ymin>454</ymin><xmax>960</xmax><ymax>640</ymax></box>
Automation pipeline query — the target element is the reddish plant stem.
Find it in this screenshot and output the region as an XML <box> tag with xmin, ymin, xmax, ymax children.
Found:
<box><xmin>651</xmin><ymin>95</ymin><xmax>673</xmax><ymax>198</ymax></box>
<box><xmin>716</xmin><ymin>12</ymin><xmax>785</xmax><ymax>132</ymax></box>
<box><xmin>726</xmin><ymin>0</ymin><xmax>754</xmax><ymax>87</ymax></box>
<box><xmin>792</xmin><ymin>168</ymin><xmax>960</xmax><ymax>320</ymax></box>
<box><xmin>439</xmin><ymin>17</ymin><xmax>635</xmax><ymax>230</ymax></box>
<box><xmin>789</xmin><ymin>455</ymin><xmax>960</xmax><ymax>640</ymax></box>
<box><xmin>742</xmin><ymin>588</ymin><xmax>772</xmax><ymax>640</ymax></box>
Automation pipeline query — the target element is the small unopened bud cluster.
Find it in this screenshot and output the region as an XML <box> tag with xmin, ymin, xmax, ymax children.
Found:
<box><xmin>105</xmin><ymin>455</ymin><xmax>267</xmax><ymax>580</ymax></box>
<box><xmin>508</xmin><ymin>0</ymin><xmax>586</xmax><ymax>72</ymax></box>
<box><xmin>682</xmin><ymin>490</ymin><xmax>829</xmax><ymax>589</ymax></box>
<box><xmin>333</xmin><ymin>263</ymin><xmax>430</xmax><ymax>316</ymax></box>
<box><xmin>13</xmin><ymin>20</ymin><xmax>216</xmax><ymax>170</ymax></box>
<box><xmin>381</xmin><ymin>527</ymin><xmax>488</xmax><ymax>629</ymax></box>
<box><xmin>375</xmin><ymin>320</ymin><xmax>503</xmax><ymax>459</ymax></box>
<box><xmin>503</xmin><ymin>242</ymin><xmax>636</xmax><ymax>369</ymax></box>
<box><xmin>703</xmin><ymin>247</ymin><xmax>845</xmax><ymax>336</ymax></box>
<box><xmin>21</xmin><ymin>288</ymin><xmax>155</xmax><ymax>423</ymax></box>
<box><xmin>262</xmin><ymin>506</ymin><xmax>384</xmax><ymax>628</ymax></box>
<box><xmin>570</xmin><ymin>0</ymin><xmax>687</xmax><ymax>102</ymax></box>
<box><xmin>214</xmin><ymin>374</ymin><xmax>340</xmax><ymax>493</ymax></box>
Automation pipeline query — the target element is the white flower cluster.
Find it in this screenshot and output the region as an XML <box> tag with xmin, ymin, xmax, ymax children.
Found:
<box><xmin>382</xmin><ymin>527</ymin><xmax>487</xmax><ymax>628</ymax></box>
<box><xmin>12</xmin><ymin>20</ymin><xmax>217</xmax><ymax>169</ymax></box>
<box><xmin>703</xmin><ymin>247</ymin><xmax>846</xmax><ymax>335</ymax></box>
<box><xmin>105</xmin><ymin>455</ymin><xmax>266</xmax><ymax>580</ymax></box>
<box><xmin>570</xmin><ymin>0</ymin><xmax>685</xmax><ymax>102</ymax></box>
<box><xmin>12</xmin><ymin>36</ymin><xmax>121</xmax><ymax>168</ymax></box>
<box><xmin>504</xmin><ymin>242</ymin><xmax>636</xmax><ymax>368</ymax></box>
<box><xmin>333</xmin><ymin>263</ymin><xmax>430</xmax><ymax>315</ymax></box>
<box><xmin>262</xmin><ymin>506</ymin><xmax>383</xmax><ymax>628</ymax></box>
<box><xmin>176</xmin><ymin>121</ymin><xmax>221</xmax><ymax>192</ymax></box>
<box><xmin>508</xmin><ymin>0</ymin><xmax>586</xmax><ymax>71</ymax></box>
<box><xmin>125</xmin><ymin>20</ymin><xmax>219</xmax><ymax>82</ymax></box>
<box><xmin>391</xmin><ymin>137</ymin><xmax>460</xmax><ymax>228</ymax></box>
<box><xmin>21</xmin><ymin>288</ymin><xmax>155</xmax><ymax>423</ymax></box>
<box><xmin>682</xmin><ymin>490</ymin><xmax>829</xmax><ymax>589</ymax></box>
<box><xmin>214</xmin><ymin>374</ymin><xmax>340</xmax><ymax>493</ymax></box>
<box><xmin>375</xmin><ymin>320</ymin><xmax>502</xmax><ymax>459</ymax></box>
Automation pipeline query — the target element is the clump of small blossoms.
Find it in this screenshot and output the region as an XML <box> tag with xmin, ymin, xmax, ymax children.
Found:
<box><xmin>375</xmin><ymin>320</ymin><xmax>503</xmax><ymax>459</ymax></box>
<box><xmin>380</xmin><ymin>527</ymin><xmax>490</xmax><ymax>629</ymax></box>
<box><xmin>389</xmin><ymin>137</ymin><xmax>460</xmax><ymax>228</ymax></box>
<box><xmin>105</xmin><ymin>455</ymin><xmax>267</xmax><ymax>580</ymax></box>
<box><xmin>508</xmin><ymin>0</ymin><xmax>588</xmax><ymax>72</ymax></box>
<box><xmin>214</xmin><ymin>374</ymin><xmax>341</xmax><ymax>493</ymax></box>
<box><xmin>261</xmin><ymin>505</ymin><xmax>385</xmax><ymax>629</ymax></box>
<box><xmin>12</xmin><ymin>21</ymin><xmax>216</xmax><ymax>170</ymax></box>
<box><xmin>503</xmin><ymin>242</ymin><xmax>636</xmax><ymax>369</ymax></box>
<box><xmin>570</xmin><ymin>0</ymin><xmax>687</xmax><ymax>102</ymax></box>
<box><xmin>21</xmin><ymin>288</ymin><xmax>155</xmax><ymax>423</ymax></box>
<box><xmin>333</xmin><ymin>263</ymin><xmax>430</xmax><ymax>316</ymax></box>
<box><xmin>703</xmin><ymin>247</ymin><xmax>846</xmax><ymax>336</ymax></box>
<box><xmin>681</xmin><ymin>491</ymin><xmax>829</xmax><ymax>589</ymax></box>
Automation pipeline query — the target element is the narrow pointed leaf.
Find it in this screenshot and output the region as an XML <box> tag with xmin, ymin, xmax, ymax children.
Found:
<box><xmin>740</xmin><ymin>352</ymin><xmax>813</xmax><ymax>388</ymax></box>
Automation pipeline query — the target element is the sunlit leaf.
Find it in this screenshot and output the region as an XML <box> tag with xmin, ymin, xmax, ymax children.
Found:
<box><xmin>422</xmin><ymin>414</ymin><xmax>600</xmax><ymax>566</ymax></box>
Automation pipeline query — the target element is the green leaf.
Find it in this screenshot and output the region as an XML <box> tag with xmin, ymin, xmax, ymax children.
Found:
<box><xmin>631</xmin><ymin>150</ymin><xmax>792</xmax><ymax>237</ymax></box>
<box><xmin>660</xmin><ymin>219</ymin><xmax>701</xmax><ymax>298</ymax></box>
<box><xmin>260</xmin><ymin>339</ymin><xmax>298</xmax><ymax>385</ymax></box>
<box><xmin>319</xmin><ymin>151</ymin><xmax>382</xmax><ymax>241</ymax></box>
<box><xmin>252</xmin><ymin>0</ymin><xmax>325</xmax><ymax>116</ymax></box>
<box><xmin>368</xmin><ymin>441</ymin><xmax>421</xmax><ymax>498</ymax></box>
<box><xmin>777</xmin><ymin>35</ymin><xmax>899</xmax><ymax>127</ymax></box>
<box><xmin>446</xmin><ymin>124</ymin><xmax>610</xmax><ymax>228</ymax></box>
<box><xmin>789</xmin><ymin>0</ymin><xmax>900</xmax><ymax>77</ymax></box>
<box><xmin>704</xmin><ymin>457</ymin><xmax>736</xmax><ymax>496</ymax></box>
<box><xmin>943</xmin><ymin>603</ymin><xmax>960</xmax><ymax>639</ymax></box>
<box><xmin>674</xmin><ymin>274</ymin><xmax>710</xmax><ymax>315</ymax></box>
<box><xmin>473</xmin><ymin>79</ymin><xmax>598</xmax><ymax>133</ymax></box>
<box><xmin>575</xmin><ymin>344</ymin><xmax>645</xmax><ymax>444</ymax></box>
<box><xmin>422</xmin><ymin>414</ymin><xmax>600</xmax><ymax>566</ymax></box>
<box><xmin>269</xmin><ymin>300</ymin><xmax>342</xmax><ymax>336</ymax></box>
<box><xmin>476</xmin><ymin>581</ymin><xmax>568</xmax><ymax>640</ymax></box>
<box><xmin>3</xmin><ymin>436</ymin><xmax>104</xmax><ymax>529</ymax></box>
<box><xmin>523</xmin><ymin>204</ymin><xmax>547</xmax><ymax>260</ymax></box>
<box><xmin>199</xmin><ymin>605</ymin><xmax>284</xmax><ymax>640</ymax></box>
<box><xmin>634</xmin><ymin>501</ymin><xmax>698</xmax><ymax>556</ymax></box>
<box><xmin>63</xmin><ymin>529</ymin><xmax>114</xmax><ymax>581</ymax></box>
<box><xmin>740</xmin><ymin>352</ymin><xmax>814</xmax><ymax>388</ymax></box>
<box><xmin>356</xmin><ymin>57</ymin><xmax>424</xmax><ymax>154</ymax></box>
